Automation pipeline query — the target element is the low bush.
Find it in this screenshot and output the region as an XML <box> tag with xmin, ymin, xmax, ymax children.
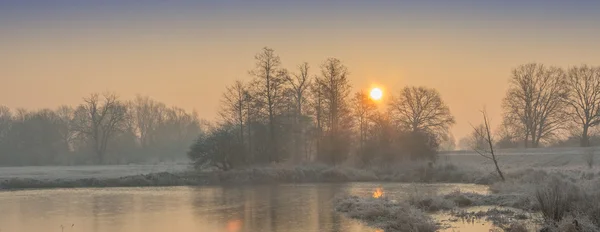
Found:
<box><xmin>535</xmin><ymin>177</ymin><xmax>582</xmax><ymax>222</ymax></box>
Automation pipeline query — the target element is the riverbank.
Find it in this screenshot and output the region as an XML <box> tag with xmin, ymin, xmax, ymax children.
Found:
<box><xmin>0</xmin><ymin>162</ymin><xmax>492</xmax><ymax>190</ymax></box>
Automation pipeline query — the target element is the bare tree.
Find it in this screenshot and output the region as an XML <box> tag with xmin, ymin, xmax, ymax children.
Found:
<box><xmin>55</xmin><ymin>105</ymin><xmax>76</xmax><ymax>152</ymax></box>
<box><xmin>309</xmin><ymin>81</ymin><xmax>325</xmax><ymax>161</ymax></box>
<box><xmin>287</xmin><ymin>63</ymin><xmax>311</xmax><ymax>115</ymax></box>
<box><xmin>471</xmin><ymin>110</ymin><xmax>505</xmax><ymax>181</ymax></box>
<box><xmin>130</xmin><ymin>95</ymin><xmax>166</xmax><ymax>149</ymax></box>
<box><xmin>563</xmin><ymin>65</ymin><xmax>600</xmax><ymax>147</ymax></box>
<box><xmin>314</xmin><ymin>58</ymin><xmax>353</xmax><ymax>164</ymax></box>
<box><xmin>352</xmin><ymin>91</ymin><xmax>378</xmax><ymax>154</ymax></box>
<box><xmin>286</xmin><ymin>62</ymin><xmax>312</xmax><ymax>161</ymax></box>
<box><xmin>388</xmin><ymin>86</ymin><xmax>455</xmax><ymax>138</ymax></box>
<box><xmin>74</xmin><ymin>93</ymin><xmax>128</xmax><ymax>163</ymax></box>
<box><xmin>502</xmin><ymin>63</ymin><xmax>567</xmax><ymax>148</ymax></box>
<box><xmin>249</xmin><ymin>47</ymin><xmax>287</xmax><ymax>162</ymax></box>
<box><xmin>219</xmin><ymin>80</ymin><xmax>248</xmax><ymax>151</ymax></box>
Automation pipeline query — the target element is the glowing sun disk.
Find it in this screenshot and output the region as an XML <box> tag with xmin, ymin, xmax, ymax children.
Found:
<box><xmin>370</xmin><ymin>88</ymin><xmax>383</xmax><ymax>100</ymax></box>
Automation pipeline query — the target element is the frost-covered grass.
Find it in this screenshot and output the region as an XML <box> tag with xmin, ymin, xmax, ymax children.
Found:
<box><xmin>450</xmin><ymin>207</ymin><xmax>535</xmax><ymax>230</ymax></box>
<box><xmin>407</xmin><ymin>188</ymin><xmax>457</xmax><ymax>212</ymax></box>
<box><xmin>2</xmin><ymin>147</ymin><xmax>600</xmax><ymax>193</ymax></box>
<box><xmin>444</xmin><ymin>147</ymin><xmax>600</xmax><ymax>172</ymax></box>
<box><xmin>480</xmin><ymin>168</ymin><xmax>600</xmax><ymax>231</ymax></box>
<box><xmin>335</xmin><ymin>195</ymin><xmax>438</xmax><ymax>232</ymax></box>
<box><xmin>373</xmin><ymin>162</ymin><xmax>489</xmax><ymax>184</ymax></box>
<box><xmin>0</xmin><ymin>163</ymin><xmax>190</xmax><ymax>181</ymax></box>
<box><xmin>216</xmin><ymin>163</ymin><xmax>379</xmax><ymax>184</ymax></box>
<box><xmin>0</xmin><ymin>172</ymin><xmax>207</xmax><ymax>190</ymax></box>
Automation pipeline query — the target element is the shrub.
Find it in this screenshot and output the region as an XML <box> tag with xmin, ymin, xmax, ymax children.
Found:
<box><xmin>535</xmin><ymin>177</ymin><xmax>582</xmax><ymax>222</ymax></box>
<box><xmin>188</xmin><ymin>125</ymin><xmax>244</xmax><ymax>171</ymax></box>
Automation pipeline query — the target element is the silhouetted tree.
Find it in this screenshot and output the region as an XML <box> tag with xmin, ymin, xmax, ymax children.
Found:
<box><xmin>286</xmin><ymin>62</ymin><xmax>312</xmax><ymax>161</ymax></box>
<box><xmin>502</xmin><ymin>63</ymin><xmax>567</xmax><ymax>148</ymax></box>
<box><xmin>55</xmin><ymin>105</ymin><xmax>76</xmax><ymax>153</ymax></box>
<box><xmin>309</xmin><ymin>80</ymin><xmax>325</xmax><ymax>161</ymax></box>
<box><xmin>388</xmin><ymin>86</ymin><xmax>455</xmax><ymax>160</ymax></box>
<box><xmin>220</xmin><ymin>80</ymin><xmax>248</xmax><ymax>151</ymax></box>
<box><xmin>314</xmin><ymin>58</ymin><xmax>353</xmax><ymax>164</ymax></box>
<box><xmin>188</xmin><ymin>124</ymin><xmax>244</xmax><ymax>171</ymax></box>
<box><xmin>564</xmin><ymin>65</ymin><xmax>600</xmax><ymax>147</ymax></box>
<box><xmin>130</xmin><ymin>95</ymin><xmax>166</xmax><ymax>149</ymax></box>
<box><xmin>352</xmin><ymin>91</ymin><xmax>378</xmax><ymax>156</ymax></box>
<box><xmin>73</xmin><ymin>93</ymin><xmax>128</xmax><ymax>164</ymax></box>
<box><xmin>389</xmin><ymin>86</ymin><xmax>455</xmax><ymax>135</ymax></box>
<box><xmin>249</xmin><ymin>47</ymin><xmax>288</xmax><ymax>162</ymax></box>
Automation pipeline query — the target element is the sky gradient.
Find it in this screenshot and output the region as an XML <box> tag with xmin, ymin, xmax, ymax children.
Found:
<box><xmin>2</xmin><ymin>0</ymin><xmax>600</xmax><ymax>140</ymax></box>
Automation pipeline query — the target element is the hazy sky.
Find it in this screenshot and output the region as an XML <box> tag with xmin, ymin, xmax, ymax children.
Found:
<box><xmin>2</xmin><ymin>0</ymin><xmax>600</xmax><ymax>140</ymax></box>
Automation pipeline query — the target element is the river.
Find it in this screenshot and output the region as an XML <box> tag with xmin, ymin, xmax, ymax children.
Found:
<box><xmin>0</xmin><ymin>183</ymin><xmax>489</xmax><ymax>232</ymax></box>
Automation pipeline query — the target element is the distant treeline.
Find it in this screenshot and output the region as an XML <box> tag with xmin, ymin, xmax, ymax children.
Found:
<box><xmin>3</xmin><ymin>48</ymin><xmax>600</xmax><ymax>168</ymax></box>
<box><xmin>0</xmin><ymin>94</ymin><xmax>202</xmax><ymax>166</ymax></box>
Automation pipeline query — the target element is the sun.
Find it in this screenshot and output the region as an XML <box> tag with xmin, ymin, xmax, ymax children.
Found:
<box><xmin>370</xmin><ymin>87</ymin><xmax>383</xmax><ymax>101</ymax></box>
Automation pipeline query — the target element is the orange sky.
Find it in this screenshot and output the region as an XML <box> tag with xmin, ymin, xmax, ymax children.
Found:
<box><xmin>2</xmin><ymin>1</ymin><xmax>600</xmax><ymax>140</ymax></box>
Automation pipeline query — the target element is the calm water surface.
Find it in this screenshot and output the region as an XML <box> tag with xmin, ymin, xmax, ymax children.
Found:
<box><xmin>0</xmin><ymin>183</ymin><xmax>489</xmax><ymax>232</ymax></box>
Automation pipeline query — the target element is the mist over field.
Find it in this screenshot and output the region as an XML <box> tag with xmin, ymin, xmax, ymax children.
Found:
<box><xmin>2</xmin><ymin>1</ymin><xmax>600</xmax><ymax>232</ymax></box>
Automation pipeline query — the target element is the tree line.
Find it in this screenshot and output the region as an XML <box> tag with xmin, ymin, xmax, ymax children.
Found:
<box><xmin>3</xmin><ymin>49</ymin><xmax>598</xmax><ymax>168</ymax></box>
<box><xmin>0</xmin><ymin>94</ymin><xmax>202</xmax><ymax>165</ymax></box>
<box><xmin>188</xmin><ymin>47</ymin><xmax>456</xmax><ymax>170</ymax></box>
<box><xmin>463</xmin><ymin>63</ymin><xmax>600</xmax><ymax>150</ymax></box>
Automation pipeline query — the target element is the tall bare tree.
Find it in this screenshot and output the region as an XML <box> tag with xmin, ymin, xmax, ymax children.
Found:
<box><xmin>286</xmin><ymin>62</ymin><xmax>312</xmax><ymax>161</ymax></box>
<box><xmin>388</xmin><ymin>86</ymin><xmax>455</xmax><ymax>138</ymax></box>
<box><xmin>55</xmin><ymin>105</ymin><xmax>76</xmax><ymax>152</ymax></box>
<box><xmin>74</xmin><ymin>93</ymin><xmax>128</xmax><ymax>163</ymax></box>
<box><xmin>502</xmin><ymin>63</ymin><xmax>567</xmax><ymax>148</ymax></box>
<box><xmin>352</xmin><ymin>91</ymin><xmax>378</xmax><ymax>153</ymax></box>
<box><xmin>309</xmin><ymin>81</ymin><xmax>325</xmax><ymax>161</ymax></box>
<box><xmin>249</xmin><ymin>47</ymin><xmax>287</xmax><ymax>162</ymax></box>
<box><xmin>219</xmin><ymin>80</ymin><xmax>248</xmax><ymax>151</ymax></box>
<box><xmin>287</xmin><ymin>62</ymin><xmax>312</xmax><ymax>116</ymax></box>
<box><xmin>471</xmin><ymin>110</ymin><xmax>505</xmax><ymax>181</ymax></box>
<box><xmin>564</xmin><ymin>65</ymin><xmax>600</xmax><ymax>147</ymax></box>
<box><xmin>315</xmin><ymin>58</ymin><xmax>353</xmax><ymax>164</ymax></box>
<box><xmin>130</xmin><ymin>95</ymin><xmax>166</xmax><ymax>149</ymax></box>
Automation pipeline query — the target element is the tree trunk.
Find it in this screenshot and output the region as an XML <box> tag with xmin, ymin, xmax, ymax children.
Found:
<box><xmin>493</xmin><ymin>157</ymin><xmax>505</xmax><ymax>181</ymax></box>
<box><xmin>582</xmin><ymin>125</ymin><xmax>590</xmax><ymax>147</ymax></box>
